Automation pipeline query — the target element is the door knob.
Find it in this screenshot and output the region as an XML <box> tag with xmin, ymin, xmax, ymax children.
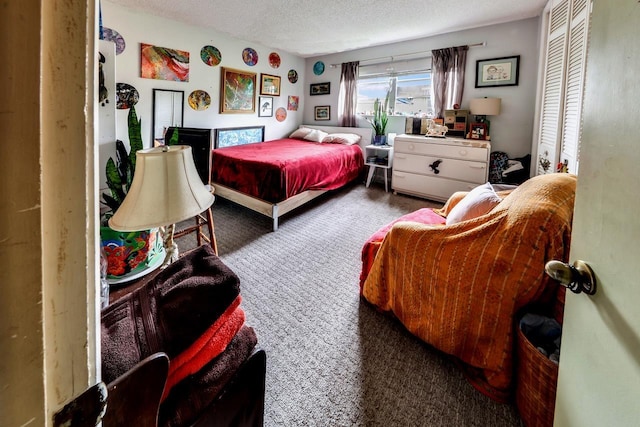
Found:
<box><xmin>544</xmin><ymin>260</ymin><xmax>597</xmax><ymax>295</ymax></box>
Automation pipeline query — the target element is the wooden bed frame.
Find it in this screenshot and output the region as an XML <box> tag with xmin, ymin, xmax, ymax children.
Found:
<box><xmin>212</xmin><ymin>125</ymin><xmax>373</xmax><ymax>231</ymax></box>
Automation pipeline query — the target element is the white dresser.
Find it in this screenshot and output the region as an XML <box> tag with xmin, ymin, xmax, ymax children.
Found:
<box><xmin>392</xmin><ymin>134</ymin><xmax>490</xmax><ymax>202</ymax></box>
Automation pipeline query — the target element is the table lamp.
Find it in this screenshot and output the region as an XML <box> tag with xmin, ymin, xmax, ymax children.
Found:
<box><xmin>109</xmin><ymin>145</ymin><xmax>214</xmax><ymax>268</ymax></box>
<box><xmin>469</xmin><ymin>97</ymin><xmax>501</xmax><ymax>138</ymax></box>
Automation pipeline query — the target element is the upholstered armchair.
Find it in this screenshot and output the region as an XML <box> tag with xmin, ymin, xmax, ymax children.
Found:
<box><xmin>359</xmin><ymin>173</ymin><xmax>576</xmax><ymax>401</ymax></box>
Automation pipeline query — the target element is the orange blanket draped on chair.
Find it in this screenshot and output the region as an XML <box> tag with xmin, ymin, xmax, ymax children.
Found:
<box><xmin>361</xmin><ymin>174</ymin><xmax>576</xmax><ymax>401</ymax></box>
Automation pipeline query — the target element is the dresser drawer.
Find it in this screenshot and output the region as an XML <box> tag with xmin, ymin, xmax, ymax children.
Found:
<box><xmin>394</xmin><ymin>139</ymin><xmax>488</xmax><ymax>162</ymax></box>
<box><xmin>392</xmin><ymin>172</ymin><xmax>480</xmax><ymax>202</ymax></box>
<box><xmin>393</xmin><ymin>153</ymin><xmax>488</xmax><ymax>183</ymax></box>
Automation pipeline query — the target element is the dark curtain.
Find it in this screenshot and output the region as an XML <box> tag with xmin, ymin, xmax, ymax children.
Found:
<box><xmin>431</xmin><ymin>46</ymin><xmax>468</xmax><ymax>118</ymax></box>
<box><xmin>337</xmin><ymin>61</ymin><xmax>359</xmax><ymax>127</ymax></box>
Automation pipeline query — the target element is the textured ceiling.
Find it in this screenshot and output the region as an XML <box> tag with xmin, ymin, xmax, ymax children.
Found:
<box><xmin>108</xmin><ymin>0</ymin><xmax>547</xmax><ymax>57</ymax></box>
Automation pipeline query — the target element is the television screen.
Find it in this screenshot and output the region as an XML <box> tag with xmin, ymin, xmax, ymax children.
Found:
<box><xmin>165</xmin><ymin>127</ymin><xmax>212</xmax><ymax>185</ymax></box>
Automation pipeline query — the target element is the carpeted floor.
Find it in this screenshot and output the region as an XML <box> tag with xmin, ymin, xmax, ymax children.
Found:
<box><xmin>176</xmin><ymin>180</ymin><xmax>524</xmax><ymax>427</ymax></box>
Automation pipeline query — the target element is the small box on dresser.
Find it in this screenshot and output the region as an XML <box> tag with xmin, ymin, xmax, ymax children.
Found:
<box><xmin>392</xmin><ymin>134</ymin><xmax>490</xmax><ymax>202</ymax></box>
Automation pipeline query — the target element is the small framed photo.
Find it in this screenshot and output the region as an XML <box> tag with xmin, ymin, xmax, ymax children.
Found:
<box><xmin>314</xmin><ymin>105</ymin><xmax>330</xmax><ymax>121</ymax></box>
<box><xmin>310</xmin><ymin>82</ymin><xmax>331</xmax><ymax>96</ymax></box>
<box><xmin>475</xmin><ymin>55</ymin><xmax>520</xmax><ymax>88</ymax></box>
<box><xmin>258</xmin><ymin>96</ymin><xmax>273</xmax><ymax>117</ymax></box>
<box><xmin>469</xmin><ymin>122</ymin><xmax>488</xmax><ymax>140</ymax></box>
<box><xmin>287</xmin><ymin>95</ymin><xmax>299</xmax><ymax>111</ymax></box>
<box><xmin>260</xmin><ymin>73</ymin><xmax>281</xmax><ymax>96</ymax></box>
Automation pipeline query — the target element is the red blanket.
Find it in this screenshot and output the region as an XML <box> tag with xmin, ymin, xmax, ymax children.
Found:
<box><xmin>359</xmin><ymin>208</ymin><xmax>445</xmax><ymax>289</ymax></box>
<box><xmin>211</xmin><ymin>138</ymin><xmax>364</xmax><ymax>202</ymax></box>
<box><xmin>162</xmin><ymin>296</ymin><xmax>245</xmax><ymax>400</ymax></box>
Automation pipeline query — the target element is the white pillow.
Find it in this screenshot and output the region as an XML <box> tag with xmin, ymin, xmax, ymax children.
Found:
<box><xmin>445</xmin><ymin>182</ymin><xmax>502</xmax><ymax>225</ymax></box>
<box><xmin>322</xmin><ymin>133</ymin><xmax>362</xmax><ymax>145</ymax></box>
<box><xmin>289</xmin><ymin>127</ymin><xmax>314</xmax><ymax>139</ymax></box>
<box><xmin>303</xmin><ymin>129</ymin><xmax>329</xmax><ymax>143</ymax></box>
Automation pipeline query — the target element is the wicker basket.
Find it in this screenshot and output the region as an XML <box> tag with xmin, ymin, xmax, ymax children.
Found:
<box><xmin>515</xmin><ymin>324</ymin><xmax>559</xmax><ymax>427</ymax></box>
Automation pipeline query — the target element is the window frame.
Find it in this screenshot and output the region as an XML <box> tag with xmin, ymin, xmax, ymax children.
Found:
<box><xmin>356</xmin><ymin>61</ymin><xmax>433</xmax><ymax>118</ymax></box>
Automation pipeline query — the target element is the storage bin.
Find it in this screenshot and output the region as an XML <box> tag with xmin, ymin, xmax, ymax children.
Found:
<box><xmin>515</xmin><ymin>321</ymin><xmax>559</xmax><ymax>427</ymax></box>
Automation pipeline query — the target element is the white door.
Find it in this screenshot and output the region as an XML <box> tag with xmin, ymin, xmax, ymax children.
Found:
<box><xmin>553</xmin><ymin>1</ymin><xmax>640</xmax><ymax>425</ymax></box>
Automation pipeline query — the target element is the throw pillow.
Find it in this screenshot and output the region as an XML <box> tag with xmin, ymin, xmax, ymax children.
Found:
<box><xmin>445</xmin><ymin>182</ymin><xmax>502</xmax><ymax>225</ymax></box>
<box><xmin>289</xmin><ymin>127</ymin><xmax>313</xmax><ymax>139</ymax></box>
<box><xmin>322</xmin><ymin>133</ymin><xmax>361</xmax><ymax>145</ymax></box>
<box><xmin>303</xmin><ymin>129</ymin><xmax>329</xmax><ymax>142</ymax></box>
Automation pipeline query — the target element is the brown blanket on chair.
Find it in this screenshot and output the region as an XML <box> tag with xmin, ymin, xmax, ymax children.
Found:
<box><xmin>362</xmin><ymin>174</ymin><xmax>576</xmax><ymax>401</ymax></box>
<box><xmin>101</xmin><ymin>245</ymin><xmax>240</xmax><ymax>384</ymax></box>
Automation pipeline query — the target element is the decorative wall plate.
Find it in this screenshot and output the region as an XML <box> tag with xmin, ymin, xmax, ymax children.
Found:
<box><xmin>269</xmin><ymin>52</ymin><xmax>281</xmax><ymax>68</ymax></box>
<box><xmin>200</xmin><ymin>45</ymin><xmax>222</xmax><ymax>66</ymax></box>
<box><xmin>313</xmin><ymin>61</ymin><xmax>325</xmax><ymax>75</ymax></box>
<box><xmin>188</xmin><ymin>90</ymin><xmax>211</xmax><ymax>111</ymax></box>
<box><xmin>115</xmin><ymin>83</ymin><xmax>139</xmax><ymax>109</ymax></box>
<box><xmin>275</xmin><ymin>107</ymin><xmax>287</xmax><ymax>122</ymax></box>
<box><xmin>242</xmin><ymin>47</ymin><xmax>258</xmax><ymax>66</ymax></box>
<box><xmin>288</xmin><ymin>69</ymin><xmax>298</xmax><ymax>83</ymax></box>
<box><xmin>101</xmin><ymin>27</ymin><xmax>126</xmax><ymax>55</ymax></box>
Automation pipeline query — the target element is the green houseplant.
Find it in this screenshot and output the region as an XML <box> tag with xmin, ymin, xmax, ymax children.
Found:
<box><xmin>368</xmin><ymin>92</ymin><xmax>390</xmax><ymax>145</ymax></box>
<box><xmin>100</xmin><ymin>105</ymin><xmax>163</xmax><ymax>280</ymax></box>
<box><xmin>101</xmin><ymin>105</ymin><xmax>143</xmax><ymax>218</ymax></box>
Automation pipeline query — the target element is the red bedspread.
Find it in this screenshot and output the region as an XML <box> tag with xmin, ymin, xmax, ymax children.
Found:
<box><xmin>211</xmin><ymin>138</ymin><xmax>364</xmax><ymax>203</ymax></box>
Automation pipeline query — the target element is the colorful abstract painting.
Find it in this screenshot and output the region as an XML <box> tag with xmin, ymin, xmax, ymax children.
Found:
<box><xmin>288</xmin><ymin>96</ymin><xmax>299</xmax><ymax>111</ymax></box>
<box><xmin>220</xmin><ymin>67</ymin><xmax>256</xmax><ymax>113</ymax></box>
<box><xmin>141</xmin><ymin>43</ymin><xmax>189</xmax><ymax>82</ymax></box>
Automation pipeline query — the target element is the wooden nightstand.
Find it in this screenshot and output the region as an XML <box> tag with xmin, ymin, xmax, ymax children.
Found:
<box><xmin>365</xmin><ymin>144</ymin><xmax>394</xmax><ymax>192</ymax></box>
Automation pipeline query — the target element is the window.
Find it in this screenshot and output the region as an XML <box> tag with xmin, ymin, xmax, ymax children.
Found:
<box><xmin>356</xmin><ymin>57</ymin><xmax>433</xmax><ymax>118</ymax></box>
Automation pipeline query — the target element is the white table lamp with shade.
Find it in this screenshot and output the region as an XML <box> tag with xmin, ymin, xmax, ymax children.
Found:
<box><xmin>109</xmin><ymin>145</ymin><xmax>215</xmax><ymax>271</ymax></box>
<box><xmin>469</xmin><ymin>97</ymin><xmax>501</xmax><ymax>139</ymax></box>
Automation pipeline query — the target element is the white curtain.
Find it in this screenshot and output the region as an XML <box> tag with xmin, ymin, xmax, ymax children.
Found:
<box><xmin>431</xmin><ymin>46</ymin><xmax>468</xmax><ymax>118</ymax></box>
<box><xmin>337</xmin><ymin>61</ymin><xmax>359</xmax><ymax>127</ymax></box>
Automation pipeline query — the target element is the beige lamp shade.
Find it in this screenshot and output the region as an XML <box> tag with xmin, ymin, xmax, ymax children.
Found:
<box><xmin>109</xmin><ymin>145</ymin><xmax>214</xmax><ymax>231</ymax></box>
<box><xmin>469</xmin><ymin>97</ymin><xmax>502</xmax><ymax>116</ymax></box>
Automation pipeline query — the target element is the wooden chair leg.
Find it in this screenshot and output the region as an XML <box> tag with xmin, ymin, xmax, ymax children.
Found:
<box><xmin>205</xmin><ymin>207</ymin><xmax>218</xmax><ymax>255</ymax></box>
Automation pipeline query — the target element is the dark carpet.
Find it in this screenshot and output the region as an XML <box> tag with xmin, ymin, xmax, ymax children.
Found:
<box><xmin>176</xmin><ymin>180</ymin><xmax>523</xmax><ymax>427</ymax></box>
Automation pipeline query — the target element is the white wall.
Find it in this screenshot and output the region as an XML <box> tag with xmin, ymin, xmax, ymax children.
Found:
<box><xmin>101</xmin><ymin>2</ymin><xmax>540</xmax><ymax>169</ymax></box>
<box><xmin>303</xmin><ymin>18</ymin><xmax>541</xmax><ymax>158</ymax></box>
<box><xmin>100</xmin><ymin>1</ymin><xmax>306</xmax><ymax>188</ymax></box>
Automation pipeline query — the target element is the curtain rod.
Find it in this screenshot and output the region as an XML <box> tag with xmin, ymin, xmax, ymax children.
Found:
<box><xmin>329</xmin><ymin>42</ymin><xmax>486</xmax><ymax>68</ymax></box>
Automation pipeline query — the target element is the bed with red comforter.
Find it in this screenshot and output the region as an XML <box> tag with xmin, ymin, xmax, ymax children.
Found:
<box><xmin>211</xmin><ymin>125</ymin><xmax>371</xmax><ymax>231</ymax></box>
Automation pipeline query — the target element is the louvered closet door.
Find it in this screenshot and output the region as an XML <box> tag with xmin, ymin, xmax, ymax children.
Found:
<box><xmin>537</xmin><ymin>0</ymin><xmax>569</xmax><ymax>175</ymax></box>
<box><xmin>536</xmin><ymin>0</ymin><xmax>591</xmax><ymax>175</ymax></box>
<box><xmin>560</xmin><ymin>0</ymin><xmax>590</xmax><ymax>174</ymax></box>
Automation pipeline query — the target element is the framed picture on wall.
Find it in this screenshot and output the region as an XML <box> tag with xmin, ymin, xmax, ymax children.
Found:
<box><xmin>469</xmin><ymin>122</ymin><xmax>488</xmax><ymax>140</ymax></box>
<box><xmin>260</xmin><ymin>73</ymin><xmax>281</xmax><ymax>96</ymax></box>
<box><xmin>214</xmin><ymin>126</ymin><xmax>265</xmax><ymax>149</ymax></box>
<box><xmin>220</xmin><ymin>67</ymin><xmax>256</xmax><ymax>113</ymax></box>
<box><xmin>310</xmin><ymin>82</ymin><xmax>331</xmax><ymax>96</ymax></box>
<box><xmin>314</xmin><ymin>105</ymin><xmax>330</xmax><ymax>121</ymax></box>
<box><xmin>258</xmin><ymin>96</ymin><xmax>273</xmax><ymax>117</ymax></box>
<box><xmin>475</xmin><ymin>55</ymin><xmax>520</xmax><ymax>88</ymax></box>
